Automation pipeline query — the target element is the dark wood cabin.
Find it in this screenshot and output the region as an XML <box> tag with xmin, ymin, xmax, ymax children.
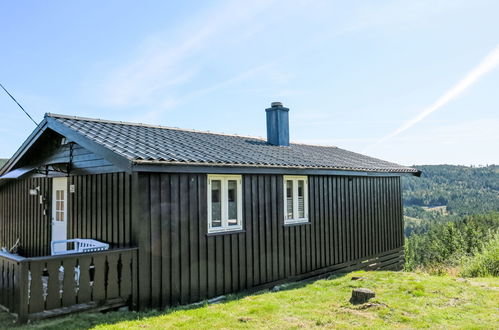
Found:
<box><xmin>0</xmin><ymin>103</ymin><xmax>419</xmax><ymax>321</ymax></box>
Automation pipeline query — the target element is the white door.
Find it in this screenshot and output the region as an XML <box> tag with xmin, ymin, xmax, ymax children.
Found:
<box><xmin>52</xmin><ymin>177</ymin><xmax>68</xmax><ymax>253</ymax></box>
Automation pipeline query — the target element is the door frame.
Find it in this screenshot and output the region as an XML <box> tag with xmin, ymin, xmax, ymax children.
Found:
<box><xmin>51</xmin><ymin>177</ymin><xmax>68</xmax><ymax>253</ymax></box>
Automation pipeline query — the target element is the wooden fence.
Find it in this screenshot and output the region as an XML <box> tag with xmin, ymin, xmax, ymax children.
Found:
<box><xmin>0</xmin><ymin>248</ymin><xmax>137</xmax><ymax>323</ymax></box>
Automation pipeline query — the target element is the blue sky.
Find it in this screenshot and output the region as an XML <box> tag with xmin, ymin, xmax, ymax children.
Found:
<box><xmin>1</xmin><ymin>0</ymin><xmax>498</xmax><ymax>165</ymax></box>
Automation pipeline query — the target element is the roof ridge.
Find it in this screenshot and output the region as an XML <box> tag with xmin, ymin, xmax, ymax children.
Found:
<box><xmin>46</xmin><ymin>113</ymin><xmax>339</xmax><ymax>149</ymax></box>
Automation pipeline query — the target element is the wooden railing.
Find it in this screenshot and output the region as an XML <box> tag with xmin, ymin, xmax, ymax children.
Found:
<box><xmin>0</xmin><ymin>253</ymin><xmax>23</xmax><ymax>316</ymax></box>
<box><xmin>0</xmin><ymin>247</ymin><xmax>137</xmax><ymax>323</ymax></box>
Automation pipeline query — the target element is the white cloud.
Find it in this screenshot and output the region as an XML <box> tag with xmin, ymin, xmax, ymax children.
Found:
<box><xmin>366</xmin><ymin>118</ymin><xmax>499</xmax><ymax>165</ymax></box>
<box><xmin>366</xmin><ymin>44</ymin><xmax>499</xmax><ymax>151</ymax></box>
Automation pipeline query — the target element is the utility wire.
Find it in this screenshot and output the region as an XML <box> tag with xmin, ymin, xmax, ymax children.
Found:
<box><xmin>0</xmin><ymin>82</ymin><xmax>38</xmax><ymax>126</ymax></box>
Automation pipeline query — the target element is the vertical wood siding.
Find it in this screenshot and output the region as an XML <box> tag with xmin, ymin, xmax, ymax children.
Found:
<box><xmin>136</xmin><ymin>173</ymin><xmax>404</xmax><ymax>308</ymax></box>
<box><xmin>68</xmin><ymin>173</ymin><xmax>132</xmax><ymax>248</ymax></box>
<box><xmin>0</xmin><ymin>173</ymin><xmax>132</xmax><ymax>257</ymax></box>
<box><xmin>0</xmin><ymin>178</ymin><xmax>52</xmax><ymax>257</ymax></box>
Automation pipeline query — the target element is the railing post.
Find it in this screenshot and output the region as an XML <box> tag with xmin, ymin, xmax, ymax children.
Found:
<box><xmin>16</xmin><ymin>260</ymin><xmax>29</xmax><ymax>324</ymax></box>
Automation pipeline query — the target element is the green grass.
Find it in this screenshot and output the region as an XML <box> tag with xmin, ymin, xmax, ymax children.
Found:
<box><xmin>1</xmin><ymin>271</ymin><xmax>498</xmax><ymax>329</ymax></box>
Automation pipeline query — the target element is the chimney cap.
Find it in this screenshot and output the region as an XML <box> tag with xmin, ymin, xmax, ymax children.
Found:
<box><xmin>271</xmin><ymin>101</ymin><xmax>283</xmax><ymax>108</ymax></box>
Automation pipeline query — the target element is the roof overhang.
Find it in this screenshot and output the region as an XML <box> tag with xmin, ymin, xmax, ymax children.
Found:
<box><xmin>0</xmin><ymin>166</ymin><xmax>37</xmax><ymax>180</ymax></box>
<box><xmin>0</xmin><ymin>120</ymin><xmax>48</xmax><ymax>176</ymax></box>
<box><xmin>131</xmin><ymin>161</ymin><xmax>417</xmax><ymax>177</ymax></box>
<box><xmin>0</xmin><ymin>116</ymin><xmax>133</xmax><ymax>178</ymax></box>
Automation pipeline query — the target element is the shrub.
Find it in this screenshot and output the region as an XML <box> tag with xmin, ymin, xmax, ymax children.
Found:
<box><xmin>460</xmin><ymin>232</ymin><xmax>499</xmax><ymax>277</ymax></box>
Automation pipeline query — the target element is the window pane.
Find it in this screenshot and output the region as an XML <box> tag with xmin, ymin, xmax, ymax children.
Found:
<box><xmin>227</xmin><ymin>180</ymin><xmax>238</xmax><ymax>225</ymax></box>
<box><xmin>298</xmin><ymin>180</ymin><xmax>305</xmax><ymax>218</ymax></box>
<box><xmin>286</xmin><ymin>180</ymin><xmax>294</xmax><ymax>219</ymax></box>
<box><xmin>211</xmin><ymin>180</ymin><xmax>222</xmax><ymax>227</ymax></box>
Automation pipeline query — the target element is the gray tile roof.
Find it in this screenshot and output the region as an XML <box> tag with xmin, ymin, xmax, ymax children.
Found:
<box><xmin>47</xmin><ymin>113</ymin><xmax>418</xmax><ymax>174</ymax></box>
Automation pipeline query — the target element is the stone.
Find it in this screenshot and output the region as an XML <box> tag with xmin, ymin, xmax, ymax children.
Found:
<box><xmin>350</xmin><ymin>288</ymin><xmax>375</xmax><ymax>305</ymax></box>
<box><xmin>351</xmin><ymin>276</ymin><xmax>367</xmax><ymax>281</ymax></box>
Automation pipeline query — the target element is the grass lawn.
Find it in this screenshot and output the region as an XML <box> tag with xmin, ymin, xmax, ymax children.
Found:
<box><xmin>1</xmin><ymin>270</ymin><xmax>498</xmax><ymax>329</ymax></box>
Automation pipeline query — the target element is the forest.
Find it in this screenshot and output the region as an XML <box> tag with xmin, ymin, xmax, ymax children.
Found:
<box><xmin>402</xmin><ymin>165</ymin><xmax>499</xmax><ymax>276</ymax></box>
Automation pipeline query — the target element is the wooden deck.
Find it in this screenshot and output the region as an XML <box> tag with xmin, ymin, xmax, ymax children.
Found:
<box><xmin>0</xmin><ymin>247</ymin><xmax>137</xmax><ymax>323</ymax></box>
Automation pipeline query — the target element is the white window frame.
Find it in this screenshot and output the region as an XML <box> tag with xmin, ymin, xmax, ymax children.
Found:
<box><xmin>283</xmin><ymin>175</ymin><xmax>309</xmax><ymax>224</ymax></box>
<box><xmin>207</xmin><ymin>174</ymin><xmax>243</xmax><ymax>233</ymax></box>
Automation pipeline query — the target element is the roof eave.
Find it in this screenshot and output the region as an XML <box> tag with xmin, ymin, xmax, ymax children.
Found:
<box><xmin>131</xmin><ymin>159</ymin><xmax>419</xmax><ymax>176</ymax></box>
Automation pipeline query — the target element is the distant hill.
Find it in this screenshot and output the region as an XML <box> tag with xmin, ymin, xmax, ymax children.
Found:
<box><xmin>402</xmin><ymin>165</ymin><xmax>499</xmax><ymax>217</ymax></box>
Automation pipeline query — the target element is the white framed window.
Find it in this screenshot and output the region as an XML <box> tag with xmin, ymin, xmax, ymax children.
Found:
<box><xmin>283</xmin><ymin>176</ymin><xmax>309</xmax><ymax>224</ymax></box>
<box><xmin>207</xmin><ymin>174</ymin><xmax>243</xmax><ymax>233</ymax></box>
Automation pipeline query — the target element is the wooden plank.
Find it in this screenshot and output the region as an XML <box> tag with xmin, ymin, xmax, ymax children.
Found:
<box><xmin>120</xmin><ymin>251</ymin><xmax>133</xmax><ymax>299</ymax></box>
<box><xmin>81</xmin><ymin>177</ymin><xmax>87</xmax><ymax>244</ymax></box>
<box><xmin>340</xmin><ymin>177</ymin><xmax>346</xmax><ymax>263</ymax></box>
<box><xmin>352</xmin><ymin>177</ymin><xmax>358</xmax><ymax>260</ymax></box>
<box><xmin>308</xmin><ymin>176</ymin><xmax>316</xmax><ymax>271</ymax></box>
<box><xmin>238</xmin><ymin>178</ymin><xmax>247</xmax><ymax>289</ymax></box>
<box><xmin>369</xmin><ymin>177</ymin><xmax>375</xmax><ymax>255</ymax></box>
<box><xmin>18</xmin><ymin>260</ymin><xmax>29</xmax><ymax>323</ymax></box>
<box><xmin>215</xmin><ymin>235</ymin><xmax>224</xmax><ymax>295</ymax></box>
<box><xmin>179</xmin><ymin>174</ymin><xmax>189</xmax><ymax>304</ymax></box>
<box><xmin>198</xmin><ymin>175</ymin><xmax>208</xmax><ymax>299</ymax></box>
<box><xmin>387</xmin><ymin>178</ymin><xmax>394</xmax><ymax>250</ymax></box>
<box><xmin>264</xmin><ymin>175</ymin><xmax>272</xmax><ymax>282</ymax></box>
<box><xmin>270</xmin><ymin>175</ymin><xmax>278</xmax><ymax>281</ymax></box>
<box><xmin>231</xmin><ymin>234</ymin><xmax>238</xmax><ymax>292</ymax></box>
<box><xmin>93</xmin><ymin>255</ymin><xmax>106</xmax><ymax>302</ymax></box>
<box><xmin>106</xmin><ymin>253</ymin><xmax>120</xmax><ymax>299</ymax></box>
<box><xmin>160</xmin><ymin>174</ymin><xmax>171</xmax><ymax>307</ymax></box>
<box><xmin>251</xmin><ymin>176</ymin><xmax>260</xmax><ymax>284</ymax></box>
<box><xmin>112</xmin><ymin>173</ymin><xmax>119</xmax><ymax>245</ymax></box>
<box><xmin>149</xmin><ymin>174</ymin><xmax>161</xmax><ymax>307</ymax></box>
<box><xmin>397</xmin><ymin>177</ymin><xmax>404</xmax><ymax>248</ymax></box>
<box><xmin>315</xmin><ymin>176</ymin><xmax>326</xmax><ymax>268</ymax></box>
<box><xmin>324</xmin><ymin>176</ymin><xmax>330</xmax><ymax>267</ymax></box>
<box><xmin>207</xmin><ymin>235</ymin><xmax>216</xmax><ymax>298</ymax></box>
<box><xmin>91</xmin><ymin>174</ymin><xmax>97</xmax><ymax>240</ymax></box>
<box><xmin>223</xmin><ymin>235</ymin><xmax>231</xmax><ymax>293</ymax></box>
<box><xmin>244</xmin><ymin>175</ymin><xmax>254</xmax><ymax>288</ymax></box>
<box><xmin>28</xmin><ymin>261</ymin><xmax>44</xmax><ymax>313</ymax></box>
<box><xmin>362</xmin><ymin>177</ymin><xmax>368</xmax><ymax>258</ymax></box>
<box><xmin>137</xmin><ymin>173</ymin><xmax>151</xmax><ymax>308</ymax></box>
<box><xmin>78</xmin><ymin>257</ymin><xmax>92</xmax><ymax>304</ymax></box>
<box><xmin>304</xmin><ymin>178</ymin><xmax>311</xmax><ymax>272</ymax></box>
<box><xmin>95</xmin><ymin>174</ymin><xmax>102</xmax><ymax>241</ymax></box>
<box><xmin>118</xmin><ymin>173</ymin><xmax>125</xmax><ymax>246</ymax></box>
<box><xmin>62</xmin><ymin>258</ymin><xmax>77</xmax><ymax>307</ymax></box>
<box><xmin>289</xmin><ymin>225</ymin><xmax>296</xmax><ymax>276</ymax></box>
<box><xmin>106</xmin><ymin>174</ymin><xmax>113</xmax><ymax>243</ymax></box>
<box><xmin>45</xmin><ymin>260</ymin><xmax>61</xmax><ymax>310</ymax></box>
<box><xmin>188</xmin><ymin>174</ymin><xmax>199</xmax><ymax>302</ymax></box>
<box><xmin>258</xmin><ymin>175</ymin><xmax>265</xmax><ymax>284</ymax></box>
<box><xmin>170</xmin><ymin>174</ymin><xmax>181</xmax><ymax>305</ymax></box>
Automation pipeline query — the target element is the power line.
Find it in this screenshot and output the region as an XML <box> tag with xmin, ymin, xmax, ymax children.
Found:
<box><xmin>0</xmin><ymin>82</ymin><xmax>38</xmax><ymax>126</ymax></box>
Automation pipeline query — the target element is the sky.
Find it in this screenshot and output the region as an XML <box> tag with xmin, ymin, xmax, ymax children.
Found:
<box><xmin>0</xmin><ymin>0</ymin><xmax>498</xmax><ymax>166</ymax></box>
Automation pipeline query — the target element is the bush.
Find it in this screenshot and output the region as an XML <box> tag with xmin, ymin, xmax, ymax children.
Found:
<box><xmin>461</xmin><ymin>232</ymin><xmax>499</xmax><ymax>277</ymax></box>
<box><xmin>404</xmin><ymin>213</ymin><xmax>499</xmax><ymax>273</ymax></box>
